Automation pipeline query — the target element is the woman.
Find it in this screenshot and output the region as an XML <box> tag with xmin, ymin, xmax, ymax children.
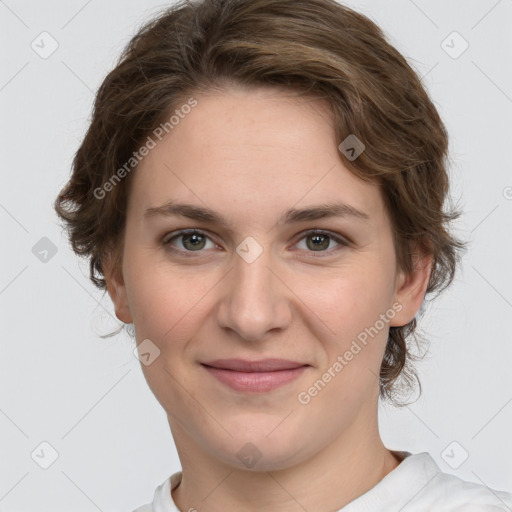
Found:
<box><xmin>54</xmin><ymin>0</ymin><xmax>512</xmax><ymax>510</ymax></box>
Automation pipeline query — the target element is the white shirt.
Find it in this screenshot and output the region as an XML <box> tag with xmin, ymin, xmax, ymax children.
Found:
<box><xmin>132</xmin><ymin>451</ymin><xmax>512</xmax><ymax>511</ymax></box>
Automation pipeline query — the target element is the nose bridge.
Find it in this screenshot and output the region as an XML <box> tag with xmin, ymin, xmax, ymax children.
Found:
<box><xmin>217</xmin><ymin>237</ymin><xmax>291</xmax><ymax>341</ymax></box>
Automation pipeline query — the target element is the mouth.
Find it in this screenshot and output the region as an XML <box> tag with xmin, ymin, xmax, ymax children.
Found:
<box><xmin>200</xmin><ymin>358</ymin><xmax>310</xmax><ymax>392</ymax></box>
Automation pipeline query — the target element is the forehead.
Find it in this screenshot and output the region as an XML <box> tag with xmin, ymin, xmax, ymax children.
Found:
<box><xmin>130</xmin><ymin>87</ymin><xmax>385</xmax><ymax>226</ymax></box>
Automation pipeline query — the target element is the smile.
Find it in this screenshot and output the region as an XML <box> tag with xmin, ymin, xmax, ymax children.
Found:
<box><xmin>200</xmin><ymin>359</ymin><xmax>310</xmax><ymax>392</ymax></box>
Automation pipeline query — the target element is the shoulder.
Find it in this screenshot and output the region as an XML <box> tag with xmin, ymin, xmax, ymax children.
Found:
<box><xmin>129</xmin><ymin>471</ymin><xmax>181</xmax><ymax>512</ymax></box>
<box><xmin>426</xmin><ymin>471</ymin><xmax>512</xmax><ymax>510</ymax></box>
<box><xmin>397</xmin><ymin>452</ymin><xmax>512</xmax><ymax>511</ymax></box>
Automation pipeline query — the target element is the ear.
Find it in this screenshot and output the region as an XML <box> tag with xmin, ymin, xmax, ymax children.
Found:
<box><xmin>103</xmin><ymin>252</ymin><xmax>133</xmax><ymax>324</ymax></box>
<box><xmin>389</xmin><ymin>249</ymin><xmax>433</xmax><ymax>327</ymax></box>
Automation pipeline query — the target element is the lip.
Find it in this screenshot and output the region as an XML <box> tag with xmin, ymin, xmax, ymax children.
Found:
<box><xmin>201</xmin><ymin>358</ymin><xmax>310</xmax><ymax>392</ymax></box>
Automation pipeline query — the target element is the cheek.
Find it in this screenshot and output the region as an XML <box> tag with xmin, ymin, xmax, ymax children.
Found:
<box><xmin>122</xmin><ymin>235</ymin><xmax>221</xmax><ymax>335</ymax></box>
<box><xmin>300</xmin><ymin>280</ymin><xmax>390</xmax><ymax>416</ymax></box>
<box><xmin>291</xmin><ymin>260</ymin><xmax>394</xmax><ymax>399</ymax></box>
<box><xmin>124</xmin><ymin>260</ymin><xmax>212</xmax><ymax>412</ymax></box>
<box><xmin>295</xmin><ymin>260</ymin><xmax>395</xmax><ymax>339</ymax></box>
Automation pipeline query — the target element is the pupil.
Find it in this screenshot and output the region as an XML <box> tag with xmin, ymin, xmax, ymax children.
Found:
<box><xmin>308</xmin><ymin>234</ymin><xmax>329</xmax><ymax>251</ymax></box>
<box><xmin>184</xmin><ymin>233</ymin><xmax>205</xmax><ymax>250</ymax></box>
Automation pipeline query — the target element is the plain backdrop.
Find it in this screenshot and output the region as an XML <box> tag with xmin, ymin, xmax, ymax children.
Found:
<box><xmin>1</xmin><ymin>0</ymin><xmax>511</xmax><ymax>510</ymax></box>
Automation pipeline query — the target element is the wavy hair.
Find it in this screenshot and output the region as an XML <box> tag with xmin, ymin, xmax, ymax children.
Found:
<box><xmin>54</xmin><ymin>0</ymin><xmax>467</xmax><ymax>405</ymax></box>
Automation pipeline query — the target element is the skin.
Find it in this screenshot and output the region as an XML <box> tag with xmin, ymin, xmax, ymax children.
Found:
<box><xmin>105</xmin><ymin>85</ymin><xmax>432</xmax><ymax>512</ymax></box>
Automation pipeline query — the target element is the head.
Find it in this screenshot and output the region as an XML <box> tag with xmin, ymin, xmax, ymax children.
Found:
<box><xmin>55</xmin><ymin>0</ymin><xmax>466</xmax><ymax>470</ymax></box>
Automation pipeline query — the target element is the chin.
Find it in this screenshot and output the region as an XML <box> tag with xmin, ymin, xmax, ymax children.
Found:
<box><xmin>206</xmin><ymin>420</ymin><xmax>316</xmax><ymax>473</ymax></box>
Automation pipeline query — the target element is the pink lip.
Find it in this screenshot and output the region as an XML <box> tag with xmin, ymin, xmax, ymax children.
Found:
<box><xmin>201</xmin><ymin>358</ymin><xmax>309</xmax><ymax>392</ymax></box>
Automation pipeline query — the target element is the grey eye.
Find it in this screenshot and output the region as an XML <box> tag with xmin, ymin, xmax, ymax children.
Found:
<box><xmin>164</xmin><ymin>230</ymin><xmax>216</xmax><ymax>252</ymax></box>
<box><xmin>305</xmin><ymin>233</ymin><xmax>331</xmax><ymax>251</ymax></box>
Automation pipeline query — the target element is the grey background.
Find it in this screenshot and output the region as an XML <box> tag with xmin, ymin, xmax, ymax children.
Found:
<box><xmin>1</xmin><ymin>0</ymin><xmax>511</xmax><ymax>510</ymax></box>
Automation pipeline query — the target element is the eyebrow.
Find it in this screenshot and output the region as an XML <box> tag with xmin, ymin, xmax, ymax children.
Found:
<box><xmin>144</xmin><ymin>201</ymin><xmax>370</xmax><ymax>228</ymax></box>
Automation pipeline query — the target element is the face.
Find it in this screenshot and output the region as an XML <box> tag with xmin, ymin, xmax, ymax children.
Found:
<box><xmin>106</xmin><ymin>86</ymin><xmax>430</xmax><ymax>472</ymax></box>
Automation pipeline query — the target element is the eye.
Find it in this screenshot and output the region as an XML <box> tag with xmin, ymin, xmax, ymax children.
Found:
<box><xmin>162</xmin><ymin>229</ymin><xmax>217</xmax><ymax>253</ymax></box>
<box><xmin>162</xmin><ymin>228</ymin><xmax>349</xmax><ymax>258</ymax></box>
<box><xmin>294</xmin><ymin>230</ymin><xmax>348</xmax><ymax>255</ymax></box>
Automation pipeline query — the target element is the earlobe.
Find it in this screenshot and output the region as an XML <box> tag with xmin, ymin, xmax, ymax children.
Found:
<box><xmin>104</xmin><ymin>255</ymin><xmax>133</xmax><ymax>324</ymax></box>
<box><xmin>389</xmin><ymin>251</ymin><xmax>433</xmax><ymax>328</ymax></box>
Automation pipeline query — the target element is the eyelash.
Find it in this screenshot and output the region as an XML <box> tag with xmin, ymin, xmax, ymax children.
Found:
<box><xmin>161</xmin><ymin>228</ymin><xmax>350</xmax><ymax>258</ymax></box>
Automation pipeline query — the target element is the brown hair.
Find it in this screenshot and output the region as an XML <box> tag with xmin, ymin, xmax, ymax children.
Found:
<box><xmin>54</xmin><ymin>0</ymin><xmax>467</xmax><ymax>406</ymax></box>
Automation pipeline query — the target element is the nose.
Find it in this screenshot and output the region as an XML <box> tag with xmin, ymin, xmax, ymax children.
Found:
<box><xmin>216</xmin><ymin>243</ymin><xmax>293</xmax><ymax>343</ymax></box>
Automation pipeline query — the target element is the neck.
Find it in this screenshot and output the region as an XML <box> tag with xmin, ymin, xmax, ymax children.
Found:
<box><xmin>169</xmin><ymin>406</ymin><xmax>401</xmax><ymax>512</ymax></box>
